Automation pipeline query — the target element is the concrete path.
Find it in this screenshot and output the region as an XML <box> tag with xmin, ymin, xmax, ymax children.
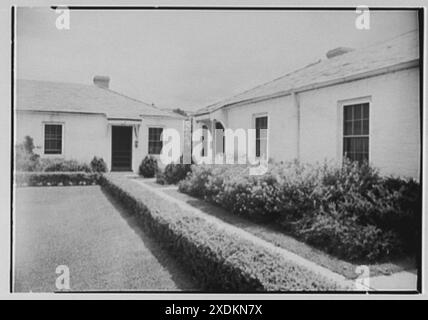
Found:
<box><xmin>14</xmin><ymin>186</ymin><xmax>197</xmax><ymax>292</ymax></box>
<box><xmin>132</xmin><ymin>176</ymin><xmax>418</xmax><ymax>292</ymax></box>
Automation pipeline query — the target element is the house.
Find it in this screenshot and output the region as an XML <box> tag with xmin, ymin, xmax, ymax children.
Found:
<box><xmin>192</xmin><ymin>30</ymin><xmax>421</xmax><ymax>179</ymax></box>
<box><xmin>15</xmin><ymin>76</ymin><xmax>187</xmax><ymax>172</ymax></box>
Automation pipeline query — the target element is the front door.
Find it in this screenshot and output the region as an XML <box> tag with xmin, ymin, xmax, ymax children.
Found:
<box><xmin>111</xmin><ymin>126</ymin><xmax>132</xmax><ymax>171</ymax></box>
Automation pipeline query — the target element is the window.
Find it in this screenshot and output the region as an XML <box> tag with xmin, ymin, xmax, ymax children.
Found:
<box><xmin>201</xmin><ymin>125</ymin><xmax>208</xmax><ymax>157</ymax></box>
<box><xmin>343</xmin><ymin>103</ymin><xmax>369</xmax><ymax>163</ymax></box>
<box><xmin>44</xmin><ymin>124</ymin><xmax>62</xmax><ymax>155</ymax></box>
<box><xmin>255</xmin><ymin>116</ymin><xmax>268</xmax><ymax>158</ymax></box>
<box><xmin>148</xmin><ymin>127</ymin><xmax>163</xmax><ymax>155</ymax></box>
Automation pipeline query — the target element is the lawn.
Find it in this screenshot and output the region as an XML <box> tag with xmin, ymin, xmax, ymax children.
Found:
<box><xmin>14</xmin><ymin>185</ymin><xmax>197</xmax><ymax>292</ymax></box>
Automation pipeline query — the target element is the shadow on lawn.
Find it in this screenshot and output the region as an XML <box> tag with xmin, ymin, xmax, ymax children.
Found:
<box><xmin>100</xmin><ymin>188</ymin><xmax>199</xmax><ymax>291</ymax></box>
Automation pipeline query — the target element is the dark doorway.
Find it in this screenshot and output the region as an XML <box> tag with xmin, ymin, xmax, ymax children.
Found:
<box><xmin>215</xmin><ymin>121</ymin><xmax>225</xmax><ymax>154</ymax></box>
<box><xmin>111</xmin><ymin>126</ymin><xmax>132</xmax><ymax>171</ymax></box>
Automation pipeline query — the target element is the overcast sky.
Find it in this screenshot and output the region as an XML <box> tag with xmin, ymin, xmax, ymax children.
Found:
<box><xmin>16</xmin><ymin>8</ymin><xmax>418</xmax><ymax>111</ymax></box>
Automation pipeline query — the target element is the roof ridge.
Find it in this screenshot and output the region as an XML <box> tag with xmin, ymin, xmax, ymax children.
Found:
<box><xmin>103</xmin><ymin>87</ymin><xmax>154</xmax><ymax>108</ymax></box>
<box><xmin>201</xmin><ymin>60</ymin><xmax>320</xmax><ymax>111</ymax></box>
<box><xmin>105</xmin><ymin>88</ymin><xmax>186</xmax><ymax>118</ymax></box>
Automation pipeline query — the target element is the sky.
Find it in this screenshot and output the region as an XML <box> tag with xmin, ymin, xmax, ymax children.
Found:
<box><xmin>16</xmin><ymin>8</ymin><xmax>418</xmax><ymax>111</ymax></box>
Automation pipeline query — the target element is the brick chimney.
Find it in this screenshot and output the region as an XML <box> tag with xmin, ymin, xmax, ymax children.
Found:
<box><xmin>93</xmin><ymin>75</ymin><xmax>110</xmax><ymax>89</ymax></box>
<box><xmin>326</xmin><ymin>47</ymin><xmax>354</xmax><ymax>59</ymax></box>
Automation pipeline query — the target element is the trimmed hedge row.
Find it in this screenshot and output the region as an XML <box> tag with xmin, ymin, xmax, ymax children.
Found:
<box><xmin>178</xmin><ymin>161</ymin><xmax>421</xmax><ymax>262</ymax></box>
<box><xmin>15</xmin><ymin>172</ymin><xmax>100</xmax><ymax>187</ymax></box>
<box><xmin>99</xmin><ymin>174</ymin><xmax>349</xmax><ymax>291</ymax></box>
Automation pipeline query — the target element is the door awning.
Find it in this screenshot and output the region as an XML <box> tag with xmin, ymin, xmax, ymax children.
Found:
<box><xmin>107</xmin><ymin>118</ymin><xmax>142</xmax><ymax>126</ymax></box>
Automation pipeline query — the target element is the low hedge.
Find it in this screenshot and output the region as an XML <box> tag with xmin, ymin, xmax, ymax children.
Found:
<box><xmin>178</xmin><ymin>161</ymin><xmax>421</xmax><ymax>262</ymax></box>
<box><xmin>15</xmin><ymin>172</ymin><xmax>100</xmax><ymax>187</ymax></box>
<box><xmin>99</xmin><ymin>174</ymin><xmax>348</xmax><ymax>291</ymax></box>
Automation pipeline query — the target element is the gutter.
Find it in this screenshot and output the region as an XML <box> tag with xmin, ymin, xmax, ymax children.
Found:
<box><xmin>16</xmin><ymin>109</ymin><xmax>106</xmax><ymax>116</ymax></box>
<box><xmin>141</xmin><ymin>114</ymin><xmax>189</xmax><ymax>120</ymax></box>
<box><xmin>16</xmin><ymin>109</ymin><xmax>185</xmax><ymax>121</ymax></box>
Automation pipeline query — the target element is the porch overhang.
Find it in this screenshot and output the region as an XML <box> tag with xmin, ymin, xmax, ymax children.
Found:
<box><xmin>107</xmin><ymin>118</ymin><xmax>142</xmax><ymax>126</ymax></box>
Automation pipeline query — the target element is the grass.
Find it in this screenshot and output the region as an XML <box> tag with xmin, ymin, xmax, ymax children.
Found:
<box><xmin>156</xmin><ymin>183</ymin><xmax>416</xmax><ymax>279</ymax></box>
<box><xmin>14</xmin><ymin>185</ymin><xmax>197</xmax><ymax>292</ymax></box>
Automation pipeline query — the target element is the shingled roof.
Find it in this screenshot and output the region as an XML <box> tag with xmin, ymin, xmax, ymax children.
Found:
<box><xmin>195</xmin><ymin>30</ymin><xmax>419</xmax><ymax>115</ymax></box>
<box><xmin>16</xmin><ymin>79</ymin><xmax>185</xmax><ymax>120</ymax></box>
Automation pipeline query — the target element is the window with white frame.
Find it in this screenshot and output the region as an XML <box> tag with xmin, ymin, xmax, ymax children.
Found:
<box><xmin>148</xmin><ymin>127</ymin><xmax>163</xmax><ymax>155</ymax></box>
<box><xmin>44</xmin><ymin>124</ymin><xmax>63</xmax><ymax>155</ymax></box>
<box><xmin>343</xmin><ymin>103</ymin><xmax>369</xmax><ymax>163</ymax></box>
<box><xmin>255</xmin><ymin>116</ymin><xmax>268</xmax><ymax>158</ymax></box>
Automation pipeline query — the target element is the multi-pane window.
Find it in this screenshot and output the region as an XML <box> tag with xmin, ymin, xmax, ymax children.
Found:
<box><xmin>255</xmin><ymin>116</ymin><xmax>268</xmax><ymax>158</ymax></box>
<box><xmin>44</xmin><ymin>124</ymin><xmax>62</xmax><ymax>155</ymax></box>
<box><xmin>343</xmin><ymin>103</ymin><xmax>369</xmax><ymax>163</ymax></box>
<box><xmin>148</xmin><ymin>127</ymin><xmax>163</xmax><ymax>155</ymax></box>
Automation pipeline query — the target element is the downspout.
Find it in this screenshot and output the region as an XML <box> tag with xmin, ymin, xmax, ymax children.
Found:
<box><xmin>292</xmin><ymin>91</ymin><xmax>301</xmax><ymax>161</ymax></box>
<box><xmin>189</xmin><ymin>116</ymin><xmax>193</xmax><ymax>164</ymax></box>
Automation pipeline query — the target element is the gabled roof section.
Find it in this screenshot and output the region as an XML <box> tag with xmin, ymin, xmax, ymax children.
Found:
<box><xmin>16</xmin><ymin>79</ymin><xmax>184</xmax><ymax>119</ymax></box>
<box><xmin>195</xmin><ymin>30</ymin><xmax>419</xmax><ymax>115</ymax></box>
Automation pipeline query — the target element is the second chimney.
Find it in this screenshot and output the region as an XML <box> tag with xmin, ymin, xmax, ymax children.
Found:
<box><xmin>93</xmin><ymin>75</ymin><xmax>110</xmax><ymax>89</ymax></box>
<box><xmin>326</xmin><ymin>47</ymin><xmax>354</xmax><ymax>59</ymax></box>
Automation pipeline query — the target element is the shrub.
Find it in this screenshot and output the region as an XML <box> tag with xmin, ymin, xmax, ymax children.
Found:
<box><xmin>90</xmin><ymin>156</ymin><xmax>108</xmax><ymax>173</ymax></box>
<box><xmin>178</xmin><ymin>160</ymin><xmax>421</xmax><ymax>262</ymax></box>
<box><xmin>178</xmin><ymin>165</ymin><xmax>215</xmax><ymax>197</ymax></box>
<box><xmin>15</xmin><ymin>136</ymin><xmax>96</xmax><ymax>173</ymax></box>
<box><xmin>138</xmin><ymin>156</ymin><xmax>158</xmax><ymax>178</ymax></box>
<box><xmin>15</xmin><ymin>172</ymin><xmax>99</xmax><ymax>187</ymax></box>
<box><xmin>15</xmin><ymin>136</ymin><xmax>41</xmax><ymax>171</ymax></box>
<box><xmin>41</xmin><ymin>159</ymin><xmax>92</xmax><ymax>172</ymax></box>
<box><xmin>297</xmin><ymin>210</ymin><xmax>403</xmax><ymax>261</ymax></box>
<box><xmin>99</xmin><ymin>174</ymin><xmax>347</xmax><ymax>291</ymax></box>
<box><xmin>156</xmin><ymin>157</ymin><xmax>192</xmax><ymax>185</ymax></box>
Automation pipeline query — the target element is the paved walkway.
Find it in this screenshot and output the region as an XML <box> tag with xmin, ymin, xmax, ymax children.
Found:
<box><xmin>14</xmin><ymin>186</ymin><xmax>197</xmax><ymax>292</ymax></box>
<box><xmin>131</xmin><ymin>176</ymin><xmax>418</xmax><ymax>292</ymax></box>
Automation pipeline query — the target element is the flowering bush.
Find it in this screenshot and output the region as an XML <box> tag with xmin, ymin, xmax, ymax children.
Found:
<box><xmin>15</xmin><ymin>172</ymin><xmax>99</xmax><ymax>187</ymax></box>
<box><xmin>15</xmin><ymin>136</ymin><xmax>104</xmax><ymax>173</ymax></box>
<box><xmin>156</xmin><ymin>156</ymin><xmax>192</xmax><ymax>185</ymax></box>
<box><xmin>41</xmin><ymin>159</ymin><xmax>92</xmax><ymax>172</ymax></box>
<box><xmin>178</xmin><ymin>160</ymin><xmax>421</xmax><ymax>261</ymax></box>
